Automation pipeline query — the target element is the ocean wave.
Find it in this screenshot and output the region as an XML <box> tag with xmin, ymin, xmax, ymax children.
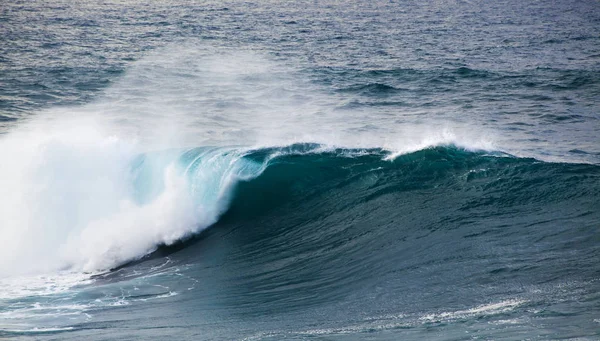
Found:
<box><xmin>1</xmin><ymin>134</ymin><xmax>598</xmax><ymax>278</ymax></box>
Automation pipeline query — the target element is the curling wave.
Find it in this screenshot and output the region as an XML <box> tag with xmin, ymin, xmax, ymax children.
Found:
<box><xmin>2</xmin><ymin>134</ymin><xmax>599</xmax><ymax>277</ymax></box>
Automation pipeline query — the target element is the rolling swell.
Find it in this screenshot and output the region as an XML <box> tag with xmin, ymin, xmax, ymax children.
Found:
<box><xmin>128</xmin><ymin>145</ymin><xmax>600</xmax><ymax>322</ymax></box>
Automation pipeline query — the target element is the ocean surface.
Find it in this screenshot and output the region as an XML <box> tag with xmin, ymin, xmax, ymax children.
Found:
<box><xmin>1</xmin><ymin>0</ymin><xmax>599</xmax><ymax>340</ymax></box>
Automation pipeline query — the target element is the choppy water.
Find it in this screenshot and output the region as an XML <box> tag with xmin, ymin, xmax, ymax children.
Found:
<box><xmin>0</xmin><ymin>0</ymin><xmax>599</xmax><ymax>340</ymax></box>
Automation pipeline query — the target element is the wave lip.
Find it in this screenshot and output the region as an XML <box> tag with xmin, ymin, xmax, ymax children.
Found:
<box><xmin>61</xmin><ymin>146</ymin><xmax>270</xmax><ymax>273</ymax></box>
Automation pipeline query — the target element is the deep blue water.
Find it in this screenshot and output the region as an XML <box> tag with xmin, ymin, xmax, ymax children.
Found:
<box><xmin>0</xmin><ymin>0</ymin><xmax>599</xmax><ymax>340</ymax></box>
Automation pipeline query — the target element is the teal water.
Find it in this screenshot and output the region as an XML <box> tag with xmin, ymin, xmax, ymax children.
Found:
<box><xmin>0</xmin><ymin>0</ymin><xmax>599</xmax><ymax>340</ymax></box>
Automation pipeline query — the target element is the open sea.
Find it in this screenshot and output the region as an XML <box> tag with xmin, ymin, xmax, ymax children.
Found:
<box><xmin>1</xmin><ymin>0</ymin><xmax>599</xmax><ymax>340</ymax></box>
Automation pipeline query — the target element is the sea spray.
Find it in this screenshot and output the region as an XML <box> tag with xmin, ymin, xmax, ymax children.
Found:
<box><xmin>0</xmin><ymin>116</ymin><xmax>264</xmax><ymax>275</ymax></box>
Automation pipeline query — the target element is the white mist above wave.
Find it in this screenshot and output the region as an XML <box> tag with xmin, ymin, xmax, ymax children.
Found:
<box><xmin>0</xmin><ymin>43</ymin><xmax>496</xmax><ymax>277</ymax></box>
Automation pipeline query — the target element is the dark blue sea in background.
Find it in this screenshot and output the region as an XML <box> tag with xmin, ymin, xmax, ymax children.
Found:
<box><xmin>0</xmin><ymin>0</ymin><xmax>599</xmax><ymax>340</ymax></box>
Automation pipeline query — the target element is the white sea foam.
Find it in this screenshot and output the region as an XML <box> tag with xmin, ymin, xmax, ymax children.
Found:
<box><xmin>0</xmin><ymin>271</ymin><xmax>94</xmax><ymax>300</ymax></box>
<box><xmin>0</xmin><ymin>115</ymin><xmax>253</xmax><ymax>276</ymax></box>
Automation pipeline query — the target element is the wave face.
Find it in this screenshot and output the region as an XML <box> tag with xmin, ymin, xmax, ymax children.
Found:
<box><xmin>4</xmin><ymin>145</ymin><xmax>599</xmax><ymax>339</ymax></box>
<box><xmin>138</xmin><ymin>145</ymin><xmax>600</xmax><ymax>339</ymax></box>
<box><xmin>215</xmin><ymin>145</ymin><xmax>600</xmax><ymax>317</ymax></box>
